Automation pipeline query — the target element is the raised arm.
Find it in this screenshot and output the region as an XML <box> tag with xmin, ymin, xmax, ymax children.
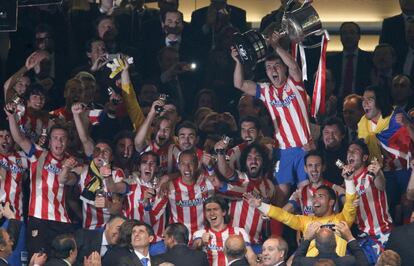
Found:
<box><xmin>368</xmin><ymin>158</ymin><xmax>386</xmax><ymax>191</ymax></box>
<box><xmin>269</xmin><ymin>31</ymin><xmax>302</xmax><ymax>82</ymax></box>
<box><xmin>4</xmin><ymin>103</ymin><xmax>32</xmax><ymax>154</ymax></box>
<box><xmin>134</xmin><ymin>99</ymin><xmax>164</xmax><ymax>152</ymax></box>
<box><xmin>214</xmin><ymin>140</ymin><xmax>234</xmax><ymax>179</ymax></box>
<box><xmin>120</xmin><ymin>58</ymin><xmax>145</xmax><ymax>131</ymax></box>
<box><xmin>231</xmin><ymin>47</ymin><xmax>257</xmax><ymax>96</ymax></box>
<box><xmin>58</xmin><ymin>157</ymin><xmax>80</xmax><ymax>186</ymax></box>
<box><xmin>4</xmin><ymin>51</ymin><xmax>47</xmax><ymax>102</ymax></box>
<box><xmin>72</xmin><ymin>103</ymin><xmax>95</xmax><ymax>157</ymax></box>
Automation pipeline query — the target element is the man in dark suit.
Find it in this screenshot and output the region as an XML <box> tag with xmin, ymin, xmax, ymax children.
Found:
<box><xmin>292</xmin><ymin>222</ymin><xmax>369</xmax><ymax>266</ymax></box>
<box><xmin>260</xmin><ymin>237</ymin><xmax>288</xmax><ymax>266</ymax></box>
<box><xmin>75</xmin><ymin>215</ymin><xmax>125</xmax><ymax>266</ymax></box>
<box><xmin>45</xmin><ymin>234</ymin><xmax>78</xmax><ymax>266</ymax></box>
<box><xmin>142</xmin><ymin>10</ymin><xmax>196</xmax><ymax>78</ymax></box>
<box><xmin>190</xmin><ymin>0</ymin><xmax>247</xmax><ymax>51</ymax></box>
<box><xmin>224</xmin><ymin>235</ymin><xmax>250</xmax><ymax>266</ymax></box>
<box><xmin>386</xmin><ymin>211</ymin><xmax>414</xmax><ymax>266</ymax></box>
<box><xmin>327</xmin><ymin>22</ymin><xmax>372</xmax><ymax>97</ymax></box>
<box><xmin>116</xmin><ymin>220</ymin><xmax>162</xmax><ymax>266</ymax></box>
<box><xmin>0</xmin><ymin>202</ymin><xmax>23</xmax><ymax>266</ymax></box>
<box><xmin>380</xmin><ymin>0</ymin><xmax>414</xmax><ymax>67</ymax></box>
<box><xmin>156</xmin><ymin>223</ymin><xmax>209</xmax><ymax>266</ymax></box>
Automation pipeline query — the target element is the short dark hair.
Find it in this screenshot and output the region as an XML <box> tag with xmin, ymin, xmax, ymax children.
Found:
<box><xmin>340</xmin><ymin>21</ymin><xmax>361</xmax><ymax>35</ymax></box>
<box><xmin>48</xmin><ymin>124</ymin><xmax>69</xmax><ymax>142</ymax></box>
<box><xmin>85</xmin><ymin>38</ymin><xmax>104</xmax><ymax>53</ymax></box>
<box><xmin>107</xmin><ymin>214</ymin><xmax>126</xmax><ymax>225</ymax></box>
<box><xmin>114</xmin><ymin>130</ymin><xmax>134</xmax><ymax>145</ymax></box>
<box><xmin>0</xmin><ymin>229</ymin><xmax>7</xmax><ymax>248</ymax></box>
<box><xmin>119</xmin><ymin>220</ymin><xmax>155</xmax><ymax>249</ymax></box>
<box><xmin>175</xmin><ymin>120</ymin><xmax>198</xmax><ymax>137</ymax></box>
<box><xmin>137</xmin><ymin>151</ymin><xmax>160</xmax><ymax>167</ymax></box>
<box><xmin>161</xmin><ymin>10</ymin><xmax>183</xmax><ymax>23</ymax></box>
<box><xmin>35</xmin><ymin>23</ymin><xmax>53</xmax><ymax>37</ymax></box>
<box><xmin>178</xmin><ymin>149</ymin><xmax>199</xmax><ymax>167</ymax></box>
<box><xmin>239</xmin><ymin>143</ymin><xmax>270</xmax><ymax>175</ymax></box>
<box><xmin>317</xmin><ymin>185</ymin><xmax>337</xmax><ymax>206</ymax></box>
<box><xmin>164</xmin><ymin>223</ymin><xmax>189</xmax><ymax>244</ymax></box>
<box><xmin>50</xmin><ymin>233</ymin><xmax>76</xmax><ymax>259</ymax></box>
<box><xmin>24</xmin><ymin>83</ymin><xmax>46</xmax><ymax>101</ymax></box>
<box><xmin>0</xmin><ymin>122</ymin><xmax>10</xmax><ymax>132</ymax></box>
<box><xmin>265</xmin><ymin>53</ymin><xmax>283</xmax><ymax>63</ymax></box>
<box><xmin>363</xmin><ymin>85</ymin><xmax>393</xmax><ymax>118</ymax></box>
<box><xmin>323</xmin><ymin>117</ymin><xmax>346</xmax><ymax>136</ymax></box>
<box><xmin>204</xmin><ymin>196</ymin><xmax>230</xmax><ymax>227</ymax></box>
<box><xmin>95</xmin><ymin>139</ymin><xmax>114</xmax><ymax>153</ymax></box>
<box><xmin>349</xmin><ymin>138</ymin><xmax>370</xmax><ymax>156</ymax></box>
<box><xmin>304</xmin><ymin>150</ymin><xmax>325</xmax><ymax>166</ymax></box>
<box><xmin>239</xmin><ymin>115</ymin><xmax>261</xmax><ymax>131</ymax></box>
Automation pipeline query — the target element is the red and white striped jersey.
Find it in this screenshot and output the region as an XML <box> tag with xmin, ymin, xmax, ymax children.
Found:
<box><xmin>144</xmin><ymin>141</ymin><xmax>172</xmax><ymax>174</ymax></box>
<box><xmin>17</xmin><ymin>111</ymin><xmax>51</xmax><ymax>143</ymax></box>
<box><xmin>224</xmin><ymin>174</ymin><xmax>275</xmax><ymax>244</ymax></box>
<box><xmin>49</xmin><ymin>107</ymin><xmax>103</xmax><ymax>125</ymax></box>
<box><xmin>290</xmin><ymin>180</ymin><xmax>344</xmax><ymax>216</ymax></box>
<box><xmin>193</xmin><ymin>226</ymin><xmax>250</xmax><ymax>266</ymax></box>
<box><xmin>353</xmin><ymin>168</ymin><xmax>392</xmax><ymax>245</ymax></box>
<box><xmin>227</xmin><ymin>142</ymin><xmax>248</xmax><ymax>170</ymax></box>
<box><xmin>124</xmin><ymin>178</ymin><xmax>165</xmax><ymax>242</ymax></box>
<box><xmin>152</xmin><ymin>175</ymin><xmax>215</xmax><ymax>237</ymax></box>
<box><xmin>256</xmin><ymin>78</ymin><xmax>311</xmax><ymax>149</ymax></box>
<box><xmin>27</xmin><ymin>146</ymin><xmax>71</xmax><ymax>223</ymax></box>
<box><xmin>0</xmin><ymin>151</ymin><xmax>29</xmax><ymax>221</ymax></box>
<box><xmin>79</xmin><ymin>166</ymin><xmax>125</xmax><ymax>229</ymax></box>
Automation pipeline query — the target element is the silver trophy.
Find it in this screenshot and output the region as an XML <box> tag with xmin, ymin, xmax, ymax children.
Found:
<box><xmin>232</xmin><ymin>0</ymin><xmax>324</xmax><ymax>67</ymax></box>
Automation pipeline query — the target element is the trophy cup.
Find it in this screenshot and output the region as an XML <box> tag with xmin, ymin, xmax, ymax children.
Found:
<box><xmin>232</xmin><ymin>0</ymin><xmax>324</xmax><ymax>68</ymax></box>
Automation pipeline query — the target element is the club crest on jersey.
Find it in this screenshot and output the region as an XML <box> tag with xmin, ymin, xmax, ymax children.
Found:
<box><xmin>303</xmin><ymin>206</ymin><xmax>313</xmax><ymax>215</ymax></box>
<box><xmin>44</xmin><ymin>163</ymin><xmax>61</xmax><ymax>174</ymax></box>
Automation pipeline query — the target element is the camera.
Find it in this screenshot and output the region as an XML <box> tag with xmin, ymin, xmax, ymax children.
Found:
<box><xmin>320</xmin><ymin>223</ymin><xmax>335</xmax><ymax>231</ymax></box>
<box><xmin>107</xmin><ymin>87</ymin><xmax>120</xmax><ymax>105</ymax></box>
<box><xmin>106</xmin><ymin>53</ymin><xmax>120</xmax><ymax>61</ymax></box>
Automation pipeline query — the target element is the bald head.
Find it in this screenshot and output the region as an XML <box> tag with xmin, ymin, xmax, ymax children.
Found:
<box><xmin>315</xmin><ymin>228</ymin><xmax>336</xmax><ymax>253</ymax></box>
<box><xmin>224</xmin><ymin>235</ymin><xmax>246</xmax><ymax>261</ymax></box>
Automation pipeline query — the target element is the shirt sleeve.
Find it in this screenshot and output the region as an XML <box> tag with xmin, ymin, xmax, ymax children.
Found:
<box><xmin>267</xmin><ymin>205</ymin><xmax>306</xmax><ymax>232</ymax></box>
<box><xmin>336</xmin><ymin>192</ymin><xmax>357</xmax><ymax>226</ymax></box>
<box><xmin>193</xmin><ymin>229</ymin><xmax>205</xmax><ymax>241</ymax></box>
<box><xmin>121</xmin><ymin>82</ymin><xmax>145</xmax><ymax>131</ymax></box>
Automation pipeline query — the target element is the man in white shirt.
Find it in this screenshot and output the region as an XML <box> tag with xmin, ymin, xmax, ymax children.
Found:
<box><xmin>117</xmin><ymin>221</ymin><xmax>161</xmax><ymax>266</ymax></box>
<box><xmin>260</xmin><ymin>237</ymin><xmax>288</xmax><ymax>266</ymax></box>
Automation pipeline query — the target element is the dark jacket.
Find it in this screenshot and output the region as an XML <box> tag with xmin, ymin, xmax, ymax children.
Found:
<box><xmin>74</xmin><ymin>229</ymin><xmax>103</xmax><ymax>266</ymax></box>
<box><xmin>327</xmin><ymin>49</ymin><xmax>372</xmax><ymax>96</ymax></box>
<box><xmin>155</xmin><ymin>244</ymin><xmax>209</xmax><ymax>266</ymax></box>
<box><xmin>386</xmin><ymin>222</ymin><xmax>414</xmax><ymax>266</ymax></box>
<box><xmin>292</xmin><ymin>239</ymin><xmax>369</xmax><ymax>266</ymax></box>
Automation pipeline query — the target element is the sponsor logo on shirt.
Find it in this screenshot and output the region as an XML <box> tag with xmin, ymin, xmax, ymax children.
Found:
<box><xmin>44</xmin><ymin>163</ymin><xmax>61</xmax><ymax>174</ymax></box>
<box><xmin>269</xmin><ymin>93</ymin><xmax>296</xmax><ymax>107</ymax></box>
<box><xmin>176</xmin><ymin>197</ymin><xmax>206</xmax><ymax>207</ymax></box>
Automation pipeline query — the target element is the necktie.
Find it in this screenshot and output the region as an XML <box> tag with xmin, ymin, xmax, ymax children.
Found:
<box><xmin>141</xmin><ymin>257</ymin><xmax>149</xmax><ymax>266</ymax></box>
<box><xmin>168</xmin><ymin>40</ymin><xmax>178</xmax><ymax>47</ymax></box>
<box><xmin>343</xmin><ymin>54</ymin><xmax>354</xmax><ymax>96</ymax></box>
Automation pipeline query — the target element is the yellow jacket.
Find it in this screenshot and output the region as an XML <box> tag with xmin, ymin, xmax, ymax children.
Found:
<box><xmin>265</xmin><ymin>192</ymin><xmax>357</xmax><ymax>256</ymax></box>
<box><xmin>121</xmin><ymin>82</ymin><xmax>145</xmax><ymax>131</ymax></box>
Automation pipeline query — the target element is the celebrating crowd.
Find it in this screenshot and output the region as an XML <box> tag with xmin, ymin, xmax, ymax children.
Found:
<box><xmin>1</xmin><ymin>0</ymin><xmax>414</xmax><ymax>265</ymax></box>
